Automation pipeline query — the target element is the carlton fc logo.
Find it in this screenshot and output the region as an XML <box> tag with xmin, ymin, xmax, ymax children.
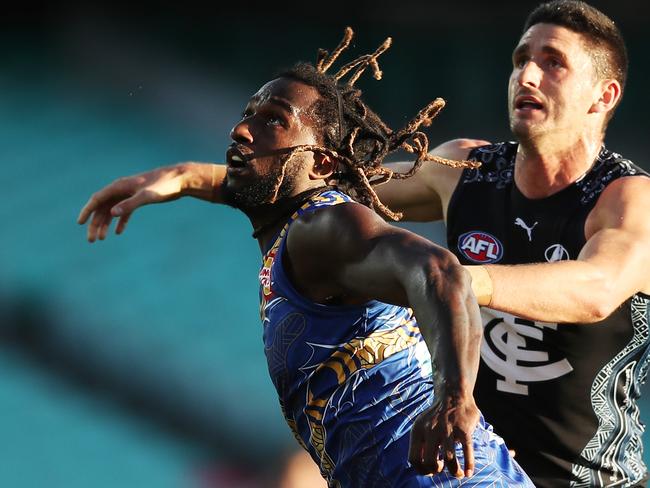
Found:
<box><xmin>458</xmin><ymin>231</ymin><xmax>504</xmax><ymax>263</ymax></box>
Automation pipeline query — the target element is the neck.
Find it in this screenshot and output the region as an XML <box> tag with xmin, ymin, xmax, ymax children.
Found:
<box><xmin>247</xmin><ymin>186</ymin><xmax>327</xmax><ymax>251</ymax></box>
<box><xmin>515</xmin><ymin>134</ymin><xmax>604</xmax><ymax>199</ymax></box>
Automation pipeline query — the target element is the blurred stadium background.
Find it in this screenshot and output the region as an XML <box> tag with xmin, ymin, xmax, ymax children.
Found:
<box><xmin>1</xmin><ymin>1</ymin><xmax>648</xmax><ymax>486</ymax></box>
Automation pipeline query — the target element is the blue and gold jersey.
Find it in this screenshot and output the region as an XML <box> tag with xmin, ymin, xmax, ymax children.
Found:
<box><xmin>259</xmin><ymin>190</ymin><xmax>533</xmax><ymax>487</ymax></box>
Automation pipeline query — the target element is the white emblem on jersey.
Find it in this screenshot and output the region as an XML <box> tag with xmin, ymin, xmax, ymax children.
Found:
<box><xmin>480</xmin><ymin>308</ymin><xmax>573</xmax><ymax>395</ymax></box>
<box><xmin>514</xmin><ymin>217</ymin><xmax>538</xmax><ymax>241</ymax></box>
<box><xmin>545</xmin><ymin>243</ymin><xmax>570</xmax><ymax>262</ymax></box>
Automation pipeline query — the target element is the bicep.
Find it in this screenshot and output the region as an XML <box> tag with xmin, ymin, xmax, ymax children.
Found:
<box><xmin>580</xmin><ymin>176</ymin><xmax>650</xmax><ymax>298</ymax></box>
<box><xmin>287</xmin><ymin>204</ymin><xmax>451</xmax><ymax>305</ymax></box>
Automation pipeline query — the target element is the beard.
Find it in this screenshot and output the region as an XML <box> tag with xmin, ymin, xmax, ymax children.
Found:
<box><xmin>222</xmin><ymin>158</ymin><xmax>306</xmax><ymax>212</ymax></box>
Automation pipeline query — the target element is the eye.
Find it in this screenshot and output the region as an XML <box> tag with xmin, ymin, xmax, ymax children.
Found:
<box><xmin>266</xmin><ymin>115</ymin><xmax>286</xmax><ymax>127</ymax></box>
<box><xmin>548</xmin><ymin>57</ymin><xmax>563</xmax><ymax>69</ymax></box>
<box><xmin>241</xmin><ymin>109</ymin><xmax>253</xmax><ymax>119</ymax></box>
<box><xmin>513</xmin><ymin>55</ymin><xmax>528</xmax><ymax>69</ymax></box>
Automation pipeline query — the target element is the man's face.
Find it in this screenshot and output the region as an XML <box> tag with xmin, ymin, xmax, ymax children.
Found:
<box><xmin>508</xmin><ymin>23</ymin><xmax>601</xmax><ymax>141</ymax></box>
<box><xmin>224</xmin><ymin>77</ymin><xmax>322</xmax><ymax>209</ymax></box>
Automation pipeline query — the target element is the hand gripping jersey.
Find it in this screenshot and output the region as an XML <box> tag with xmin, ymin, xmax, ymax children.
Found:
<box><xmin>259</xmin><ymin>189</ymin><xmax>533</xmax><ymax>488</ymax></box>
<box><xmin>447</xmin><ymin>142</ymin><xmax>650</xmax><ymax>488</ymax></box>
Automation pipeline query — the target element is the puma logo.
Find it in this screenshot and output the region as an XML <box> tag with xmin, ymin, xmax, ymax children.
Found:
<box><xmin>514</xmin><ymin>217</ymin><xmax>538</xmax><ymax>241</ymax></box>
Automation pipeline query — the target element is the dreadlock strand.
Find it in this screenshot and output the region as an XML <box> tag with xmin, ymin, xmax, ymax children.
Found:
<box><xmin>424</xmin><ymin>154</ymin><xmax>481</xmax><ymax>169</ymax></box>
<box><xmin>347</xmin><ymin>37</ymin><xmax>392</xmax><ymax>85</ymax></box>
<box><xmin>334</xmin><ymin>56</ymin><xmax>370</xmax><ymax>81</ymax></box>
<box><xmin>268</xmin><ymin>155</ymin><xmax>291</xmax><ymax>204</ymax></box>
<box><xmin>316</xmin><ymin>49</ymin><xmax>329</xmax><ymax>71</ymax></box>
<box><xmin>344</xmin><ymin>127</ymin><xmax>361</xmax><ymax>157</ymax></box>
<box><xmin>394</xmin><ymin>98</ymin><xmax>445</xmax><ymax>140</ymax></box>
<box><xmin>318</xmin><ymin>27</ymin><xmax>354</xmax><ymax>74</ymax></box>
<box><xmin>354</xmin><ymin>166</ymin><xmax>402</xmax><ymax>220</ymax></box>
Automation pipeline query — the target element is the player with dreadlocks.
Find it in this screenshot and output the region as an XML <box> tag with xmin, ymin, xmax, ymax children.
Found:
<box><xmin>79</xmin><ymin>29</ymin><xmax>532</xmax><ymax>487</ymax></box>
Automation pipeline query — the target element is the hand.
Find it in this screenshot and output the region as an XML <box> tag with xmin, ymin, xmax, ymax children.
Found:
<box><xmin>77</xmin><ymin>165</ymin><xmax>185</xmax><ymax>242</ymax></box>
<box><xmin>408</xmin><ymin>392</ymin><xmax>480</xmax><ymax>478</ymax></box>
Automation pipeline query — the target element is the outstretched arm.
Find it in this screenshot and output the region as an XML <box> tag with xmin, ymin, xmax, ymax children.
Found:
<box><xmin>77</xmin><ymin>163</ymin><xmax>225</xmax><ymax>242</ymax></box>
<box><xmin>466</xmin><ymin>176</ymin><xmax>650</xmax><ymax>323</ymax></box>
<box><xmin>286</xmin><ymin>203</ymin><xmax>483</xmax><ymax>478</ymax></box>
<box><xmin>78</xmin><ymin>138</ymin><xmax>489</xmax><ymax>242</ymax></box>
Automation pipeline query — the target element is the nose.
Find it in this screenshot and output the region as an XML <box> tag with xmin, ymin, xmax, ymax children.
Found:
<box><xmin>516</xmin><ymin>60</ymin><xmax>542</xmax><ymax>89</ymax></box>
<box><xmin>230</xmin><ymin>119</ymin><xmax>253</xmax><ymax>144</ymax></box>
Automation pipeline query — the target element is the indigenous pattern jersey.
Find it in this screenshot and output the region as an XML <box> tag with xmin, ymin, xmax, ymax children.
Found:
<box><xmin>447</xmin><ymin>142</ymin><xmax>650</xmax><ymax>488</ymax></box>
<box><xmin>259</xmin><ymin>189</ymin><xmax>533</xmax><ymax>488</ymax></box>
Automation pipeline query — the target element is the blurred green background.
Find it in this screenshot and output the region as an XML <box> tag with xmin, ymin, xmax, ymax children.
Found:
<box><xmin>1</xmin><ymin>1</ymin><xmax>648</xmax><ymax>486</ymax></box>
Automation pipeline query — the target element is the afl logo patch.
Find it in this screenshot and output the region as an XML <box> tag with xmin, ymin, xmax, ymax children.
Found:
<box><xmin>458</xmin><ymin>231</ymin><xmax>504</xmax><ymax>263</ymax></box>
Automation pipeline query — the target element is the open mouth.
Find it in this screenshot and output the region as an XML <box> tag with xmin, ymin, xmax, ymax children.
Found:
<box><xmin>226</xmin><ymin>145</ymin><xmax>250</xmax><ymax>168</ymax></box>
<box><xmin>515</xmin><ymin>96</ymin><xmax>543</xmax><ymax>111</ymax></box>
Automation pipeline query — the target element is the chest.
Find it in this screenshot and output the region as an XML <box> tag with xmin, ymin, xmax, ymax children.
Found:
<box><xmin>448</xmin><ymin>185</ymin><xmax>592</xmax><ymax>265</ymax></box>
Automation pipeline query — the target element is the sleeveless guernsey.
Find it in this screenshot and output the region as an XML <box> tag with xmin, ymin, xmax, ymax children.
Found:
<box><xmin>259</xmin><ymin>189</ymin><xmax>533</xmax><ymax>487</ymax></box>
<box><xmin>447</xmin><ymin>142</ymin><xmax>650</xmax><ymax>487</ymax></box>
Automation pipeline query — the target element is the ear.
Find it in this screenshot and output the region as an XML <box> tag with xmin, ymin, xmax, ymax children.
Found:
<box><xmin>308</xmin><ymin>153</ymin><xmax>338</xmax><ymax>180</ymax></box>
<box><xmin>589</xmin><ymin>79</ymin><xmax>621</xmax><ymax>116</ymax></box>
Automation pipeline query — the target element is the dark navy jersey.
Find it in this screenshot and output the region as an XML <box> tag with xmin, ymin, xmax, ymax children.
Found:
<box><xmin>259</xmin><ymin>189</ymin><xmax>533</xmax><ymax>487</ymax></box>
<box><xmin>447</xmin><ymin>142</ymin><xmax>650</xmax><ymax>487</ymax></box>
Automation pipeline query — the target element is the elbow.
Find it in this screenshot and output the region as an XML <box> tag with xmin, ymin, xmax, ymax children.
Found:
<box><xmin>577</xmin><ymin>280</ymin><xmax>619</xmax><ymax>324</ymax></box>
<box><xmin>582</xmin><ymin>299</ymin><xmax>618</xmax><ymax>324</ymax></box>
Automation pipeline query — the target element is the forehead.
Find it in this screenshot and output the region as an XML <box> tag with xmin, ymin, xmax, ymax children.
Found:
<box><xmin>516</xmin><ymin>23</ymin><xmax>590</xmax><ymax>57</ymax></box>
<box><xmin>249</xmin><ymin>78</ymin><xmax>321</xmax><ymax>114</ymax></box>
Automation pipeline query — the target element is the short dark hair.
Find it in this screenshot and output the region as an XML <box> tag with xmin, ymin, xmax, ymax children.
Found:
<box><xmin>524</xmin><ymin>1</ymin><xmax>627</xmax><ymax>120</ymax></box>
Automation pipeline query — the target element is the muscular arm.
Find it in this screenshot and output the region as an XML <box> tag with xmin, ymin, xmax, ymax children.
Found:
<box><xmin>466</xmin><ymin>176</ymin><xmax>650</xmax><ymax>323</ymax></box>
<box><xmin>286</xmin><ymin>203</ymin><xmax>482</xmax><ymax>477</ymax></box>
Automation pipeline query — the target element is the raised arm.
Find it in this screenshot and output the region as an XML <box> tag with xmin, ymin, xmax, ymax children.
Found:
<box><xmin>285</xmin><ymin>203</ymin><xmax>483</xmax><ymax>478</ymax></box>
<box><xmin>466</xmin><ymin>176</ymin><xmax>650</xmax><ymax>323</ymax></box>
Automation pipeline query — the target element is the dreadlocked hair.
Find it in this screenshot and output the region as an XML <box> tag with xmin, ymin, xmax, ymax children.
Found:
<box><xmin>277</xmin><ymin>27</ymin><xmax>479</xmax><ymax>220</ymax></box>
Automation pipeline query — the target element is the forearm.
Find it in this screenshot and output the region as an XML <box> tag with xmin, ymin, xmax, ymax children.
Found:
<box><xmin>466</xmin><ymin>261</ymin><xmax>614</xmax><ymax>323</ymax></box>
<box><xmin>178</xmin><ymin>162</ymin><xmax>226</xmax><ymax>203</ymax></box>
<box><xmin>407</xmin><ymin>262</ymin><xmax>481</xmax><ymax>397</ymax></box>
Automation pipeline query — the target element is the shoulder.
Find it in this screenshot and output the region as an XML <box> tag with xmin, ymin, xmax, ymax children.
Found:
<box><xmin>594</xmin><ymin>174</ymin><xmax>650</xmax><ymax>212</ymax></box>
<box><xmin>284</xmin><ymin>201</ymin><xmax>389</xmax><ymax>281</ymax></box>
<box><xmin>288</xmin><ymin>201</ymin><xmax>384</xmax><ymax>252</ymax></box>
<box><xmin>587</xmin><ymin>175</ymin><xmax>650</xmax><ymax>236</ymax></box>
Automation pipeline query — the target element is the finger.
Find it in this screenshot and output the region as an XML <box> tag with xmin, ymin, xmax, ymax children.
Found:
<box><xmin>78</xmin><ymin>195</ymin><xmax>98</xmax><ymax>224</ymax></box>
<box><xmin>443</xmin><ymin>438</ymin><xmax>462</xmax><ymax>479</ymax></box>
<box><xmin>509</xmin><ymin>449</ymin><xmax>516</xmax><ymax>458</ymax></box>
<box><xmin>463</xmin><ymin>437</ymin><xmax>475</xmax><ymax>478</ymax></box>
<box><xmin>111</xmin><ymin>190</ymin><xmax>155</xmax><ymax>217</ymax></box>
<box><xmin>98</xmin><ymin>211</ymin><xmax>114</xmax><ymax>241</ymax></box>
<box><xmin>408</xmin><ymin>428</ymin><xmax>424</xmax><ymax>467</ymax></box>
<box><xmin>88</xmin><ymin>208</ymin><xmax>107</xmax><ymax>243</ymax></box>
<box><xmin>420</xmin><ymin>431</ymin><xmax>442</xmax><ymax>475</ymax></box>
<box><xmin>115</xmin><ymin>213</ymin><xmax>132</xmax><ymax>235</ymax></box>
<box><xmin>79</xmin><ymin>181</ymin><xmax>124</xmax><ymax>224</ymax></box>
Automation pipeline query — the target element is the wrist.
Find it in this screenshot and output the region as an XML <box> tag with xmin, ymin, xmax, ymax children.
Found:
<box><xmin>177</xmin><ymin>162</ymin><xmax>219</xmax><ymax>201</ymax></box>
<box><xmin>436</xmin><ymin>374</ymin><xmax>474</xmax><ymax>398</ymax></box>
<box><xmin>464</xmin><ymin>265</ymin><xmax>493</xmax><ymax>306</ymax></box>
